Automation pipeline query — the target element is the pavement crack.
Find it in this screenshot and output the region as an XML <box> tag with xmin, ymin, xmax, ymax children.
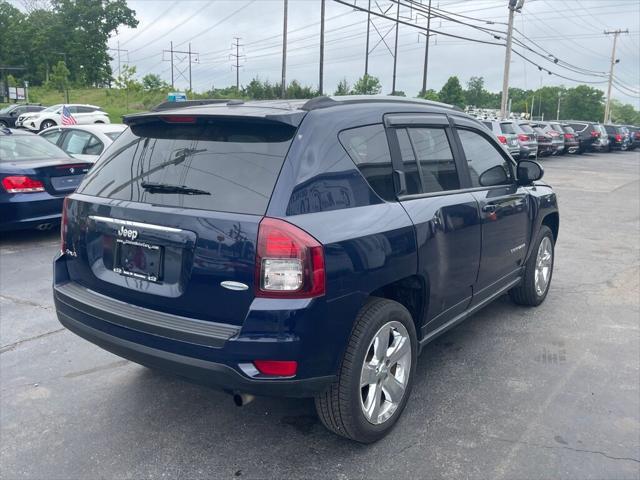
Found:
<box><xmin>0</xmin><ymin>328</ymin><xmax>66</xmax><ymax>354</ymax></box>
<box><xmin>0</xmin><ymin>294</ymin><xmax>52</xmax><ymax>311</ymax></box>
<box><xmin>490</xmin><ymin>436</ymin><xmax>640</xmax><ymax>464</ymax></box>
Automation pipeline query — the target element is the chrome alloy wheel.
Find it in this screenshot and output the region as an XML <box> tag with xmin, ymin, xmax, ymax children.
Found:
<box><xmin>535</xmin><ymin>237</ymin><xmax>553</xmax><ymax>296</ymax></box>
<box><xmin>360</xmin><ymin>321</ymin><xmax>411</xmax><ymax>425</ymax></box>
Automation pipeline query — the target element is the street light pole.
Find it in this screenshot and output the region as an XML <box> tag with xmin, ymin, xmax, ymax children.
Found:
<box><xmin>603</xmin><ymin>29</ymin><xmax>628</xmax><ymax>124</ymax></box>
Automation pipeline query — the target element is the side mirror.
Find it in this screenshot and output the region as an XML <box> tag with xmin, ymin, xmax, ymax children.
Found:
<box><xmin>517</xmin><ymin>160</ymin><xmax>544</xmax><ymax>185</ymax></box>
<box><xmin>479</xmin><ymin>165</ymin><xmax>509</xmax><ymax>187</ymax></box>
<box><xmin>9</xmin><ymin>111</ymin><xmax>17</xmax><ymax>117</ymax></box>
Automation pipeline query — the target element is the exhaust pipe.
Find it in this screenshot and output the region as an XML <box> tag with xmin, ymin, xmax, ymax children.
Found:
<box><xmin>233</xmin><ymin>392</ymin><xmax>255</xmax><ymax>407</ymax></box>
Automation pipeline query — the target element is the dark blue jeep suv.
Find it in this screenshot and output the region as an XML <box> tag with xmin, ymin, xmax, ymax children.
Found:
<box><xmin>53</xmin><ymin>96</ymin><xmax>559</xmax><ymax>443</ymax></box>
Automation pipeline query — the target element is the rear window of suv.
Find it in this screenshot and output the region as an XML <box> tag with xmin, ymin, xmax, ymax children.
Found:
<box><xmin>77</xmin><ymin>117</ymin><xmax>297</xmax><ymax>215</ymax></box>
<box><xmin>500</xmin><ymin>122</ymin><xmax>516</xmax><ymax>134</ymax></box>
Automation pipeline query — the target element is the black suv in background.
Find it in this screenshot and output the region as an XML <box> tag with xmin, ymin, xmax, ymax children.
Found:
<box><xmin>625</xmin><ymin>126</ymin><xmax>640</xmax><ymax>150</ymax></box>
<box><xmin>604</xmin><ymin>124</ymin><xmax>629</xmax><ymax>151</ymax></box>
<box><xmin>565</xmin><ymin>121</ymin><xmax>601</xmax><ymax>153</ymax></box>
<box><xmin>0</xmin><ymin>104</ymin><xmax>44</xmax><ymax>128</ymax></box>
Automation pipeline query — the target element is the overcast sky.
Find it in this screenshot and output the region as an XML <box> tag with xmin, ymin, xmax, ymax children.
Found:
<box><xmin>13</xmin><ymin>0</ymin><xmax>640</xmax><ymax>104</ymax></box>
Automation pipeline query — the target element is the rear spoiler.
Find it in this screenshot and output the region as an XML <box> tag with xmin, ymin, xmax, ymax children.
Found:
<box><xmin>150</xmin><ymin>99</ymin><xmax>232</xmax><ymax>112</ymax></box>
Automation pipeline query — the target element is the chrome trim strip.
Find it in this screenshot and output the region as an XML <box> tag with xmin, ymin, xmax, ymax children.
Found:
<box><xmin>221</xmin><ymin>281</ymin><xmax>249</xmax><ymax>291</ymax></box>
<box><xmin>89</xmin><ymin>215</ymin><xmax>183</xmax><ymax>233</ymax></box>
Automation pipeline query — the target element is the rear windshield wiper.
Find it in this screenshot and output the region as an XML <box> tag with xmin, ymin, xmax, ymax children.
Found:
<box><xmin>141</xmin><ymin>181</ymin><xmax>211</xmax><ymax>196</ymax></box>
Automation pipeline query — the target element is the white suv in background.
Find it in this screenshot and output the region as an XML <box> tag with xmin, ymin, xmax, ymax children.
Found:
<box><xmin>19</xmin><ymin>104</ymin><xmax>110</xmax><ymax>131</ymax></box>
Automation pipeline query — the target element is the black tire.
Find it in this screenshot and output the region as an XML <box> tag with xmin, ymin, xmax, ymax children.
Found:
<box><xmin>510</xmin><ymin>225</ymin><xmax>554</xmax><ymax>306</ymax></box>
<box><xmin>0</xmin><ymin>120</ymin><xmax>7</xmax><ymax>128</ymax></box>
<box><xmin>40</xmin><ymin>120</ymin><xmax>56</xmax><ymax>130</ymax></box>
<box><xmin>315</xmin><ymin>297</ymin><xmax>418</xmax><ymax>443</ymax></box>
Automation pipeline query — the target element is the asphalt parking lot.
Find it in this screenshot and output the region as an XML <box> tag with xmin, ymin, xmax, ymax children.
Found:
<box><xmin>1</xmin><ymin>150</ymin><xmax>639</xmax><ymax>479</ymax></box>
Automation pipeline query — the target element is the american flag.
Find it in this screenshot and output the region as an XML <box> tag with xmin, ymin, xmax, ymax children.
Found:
<box><xmin>61</xmin><ymin>105</ymin><xmax>77</xmax><ymax>125</ymax></box>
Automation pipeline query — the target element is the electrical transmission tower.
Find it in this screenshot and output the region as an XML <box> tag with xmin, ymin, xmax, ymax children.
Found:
<box><xmin>109</xmin><ymin>41</ymin><xmax>129</xmax><ymax>78</ymax></box>
<box><xmin>163</xmin><ymin>41</ymin><xmax>199</xmax><ymax>91</ymax></box>
<box><xmin>231</xmin><ymin>37</ymin><xmax>245</xmax><ymax>92</ymax></box>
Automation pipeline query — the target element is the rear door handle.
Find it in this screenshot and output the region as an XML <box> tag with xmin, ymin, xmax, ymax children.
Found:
<box><xmin>482</xmin><ymin>204</ymin><xmax>498</xmax><ymax>213</ymax></box>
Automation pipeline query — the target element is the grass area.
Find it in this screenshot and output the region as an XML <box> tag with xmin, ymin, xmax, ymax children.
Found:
<box><xmin>1</xmin><ymin>87</ymin><xmax>168</xmax><ymax>123</ymax></box>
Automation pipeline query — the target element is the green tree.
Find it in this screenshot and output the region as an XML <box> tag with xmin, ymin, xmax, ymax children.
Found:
<box><xmin>114</xmin><ymin>65</ymin><xmax>140</xmax><ymax>111</ymax></box>
<box><xmin>352</xmin><ymin>74</ymin><xmax>381</xmax><ymax>95</ymax></box>
<box><xmin>334</xmin><ymin>78</ymin><xmax>350</xmax><ymax>96</ymax></box>
<box><xmin>561</xmin><ymin>85</ymin><xmax>604</xmax><ymax>121</ymax></box>
<box><xmin>0</xmin><ymin>0</ymin><xmax>138</xmax><ymax>87</ymax></box>
<box><xmin>286</xmin><ymin>80</ymin><xmax>317</xmax><ymax>99</ymax></box>
<box><xmin>390</xmin><ymin>90</ymin><xmax>406</xmax><ymax>97</ymax></box>
<box><xmin>142</xmin><ymin>74</ymin><xmax>168</xmax><ymax>91</ymax></box>
<box><xmin>465</xmin><ymin>76</ymin><xmax>487</xmax><ymax>107</ymax></box>
<box><xmin>417</xmin><ymin>89</ymin><xmax>440</xmax><ymax>101</ymax></box>
<box><xmin>438</xmin><ymin>76</ymin><xmax>465</xmax><ymax>108</ymax></box>
<box><xmin>48</xmin><ymin>60</ymin><xmax>70</xmax><ymax>93</ymax></box>
<box><xmin>610</xmin><ymin>100</ymin><xmax>640</xmax><ymax>124</ymax></box>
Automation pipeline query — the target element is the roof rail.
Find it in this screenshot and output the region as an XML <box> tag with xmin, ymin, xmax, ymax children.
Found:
<box><xmin>301</xmin><ymin>95</ymin><xmax>461</xmax><ymax>112</ymax></box>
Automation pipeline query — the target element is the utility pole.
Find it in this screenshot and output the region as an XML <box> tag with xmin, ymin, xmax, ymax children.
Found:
<box><xmin>556</xmin><ymin>92</ymin><xmax>561</xmax><ymax>120</ymax></box>
<box><xmin>421</xmin><ymin>0</ymin><xmax>433</xmax><ymax>96</ymax></box>
<box><xmin>500</xmin><ymin>0</ymin><xmax>524</xmax><ymax>119</ymax></box>
<box><xmin>231</xmin><ymin>37</ymin><xmax>244</xmax><ymax>92</ymax></box>
<box><xmin>281</xmin><ymin>0</ymin><xmax>288</xmax><ymax>98</ymax></box>
<box><xmin>163</xmin><ymin>42</ymin><xmax>199</xmax><ymax>91</ymax></box>
<box><xmin>604</xmin><ymin>29</ymin><xmax>628</xmax><ymax>123</ymax></box>
<box><xmin>391</xmin><ymin>2</ymin><xmax>400</xmax><ymax>94</ymax></box>
<box><xmin>319</xmin><ymin>0</ymin><xmax>325</xmax><ymax>94</ymax></box>
<box><xmin>365</xmin><ymin>0</ymin><xmax>371</xmax><ymax>76</ymax></box>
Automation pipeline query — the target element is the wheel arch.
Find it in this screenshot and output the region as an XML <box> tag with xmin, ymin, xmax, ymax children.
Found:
<box><xmin>542</xmin><ymin>211</ymin><xmax>559</xmax><ymax>242</ymax></box>
<box><xmin>369</xmin><ymin>274</ymin><xmax>429</xmax><ymax>342</ymax></box>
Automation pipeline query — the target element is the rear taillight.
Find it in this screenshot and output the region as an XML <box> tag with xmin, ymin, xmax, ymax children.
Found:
<box><xmin>564</xmin><ymin>133</ymin><xmax>573</xmax><ymax>139</ymax></box>
<box><xmin>1</xmin><ymin>176</ymin><xmax>45</xmax><ymax>193</ymax></box>
<box><xmin>591</xmin><ymin>130</ymin><xmax>599</xmax><ymax>137</ymax></box>
<box><xmin>253</xmin><ymin>360</ymin><xmax>298</xmax><ymax>377</ymax></box>
<box><xmin>60</xmin><ymin>197</ymin><xmax>69</xmax><ymax>253</ymax></box>
<box><xmin>255</xmin><ymin>217</ymin><xmax>325</xmax><ymax>298</ymax></box>
<box><xmin>518</xmin><ymin>134</ymin><xmax>529</xmax><ymax>142</ymax></box>
<box><xmin>615</xmin><ymin>134</ymin><xmax>622</xmax><ymax>142</ymax></box>
<box><xmin>497</xmin><ymin>135</ymin><xmax>507</xmax><ymax>144</ymax></box>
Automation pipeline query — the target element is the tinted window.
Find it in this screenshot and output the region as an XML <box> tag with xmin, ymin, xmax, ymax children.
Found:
<box><xmin>396</xmin><ymin>127</ymin><xmax>459</xmax><ymax>194</ymax></box>
<box><xmin>78</xmin><ymin>118</ymin><xmax>296</xmax><ymax>215</ymax></box>
<box><xmin>77</xmin><ymin>106</ymin><xmax>97</xmax><ymax>114</ymax></box>
<box><xmin>519</xmin><ymin>124</ymin><xmax>534</xmax><ymax>134</ymax></box>
<box><xmin>482</xmin><ymin>121</ymin><xmax>493</xmax><ymax>130</ymax></box>
<box><xmin>458</xmin><ymin>129</ymin><xmax>512</xmax><ymax>188</ymax></box>
<box><xmin>562</xmin><ymin>126</ymin><xmax>575</xmax><ymax>134</ymax></box>
<box><xmin>41</xmin><ymin>130</ymin><xmax>63</xmax><ymax>144</ymax></box>
<box><xmin>550</xmin><ymin>124</ymin><xmax>564</xmax><ymax>133</ymax></box>
<box><xmin>500</xmin><ymin>122</ymin><xmax>516</xmax><ymax>134</ymax></box>
<box><xmin>340</xmin><ymin>124</ymin><xmax>395</xmax><ymax>201</ymax></box>
<box><xmin>0</xmin><ymin>135</ymin><xmax>67</xmax><ymax>161</ymax></box>
<box><xmin>105</xmin><ymin>131</ymin><xmax>123</xmax><ymax>141</ymax></box>
<box><xmin>569</xmin><ymin>123</ymin><xmax>587</xmax><ymax>132</ymax></box>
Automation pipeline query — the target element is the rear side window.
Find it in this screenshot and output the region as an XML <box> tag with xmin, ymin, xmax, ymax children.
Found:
<box><xmin>339</xmin><ymin>124</ymin><xmax>395</xmax><ymax>201</ymax></box>
<box><xmin>396</xmin><ymin>127</ymin><xmax>459</xmax><ymax>194</ymax></box>
<box><xmin>500</xmin><ymin>122</ymin><xmax>516</xmax><ymax>134</ymax></box>
<box><xmin>78</xmin><ymin>118</ymin><xmax>297</xmax><ymax>215</ymax></box>
<box><xmin>519</xmin><ymin>124</ymin><xmax>534</xmax><ymax>134</ymax></box>
<box><xmin>457</xmin><ymin>129</ymin><xmax>512</xmax><ymax>188</ymax></box>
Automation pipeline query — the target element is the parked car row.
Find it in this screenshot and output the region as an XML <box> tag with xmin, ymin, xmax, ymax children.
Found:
<box><xmin>478</xmin><ymin>116</ymin><xmax>639</xmax><ymax>158</ymax></box>
<box><xmin>17</xmin><ymin>103</ymin><xmax>110</xmax><ymax>131</ymax></box>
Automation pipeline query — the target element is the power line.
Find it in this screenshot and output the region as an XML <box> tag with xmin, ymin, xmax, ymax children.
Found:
<box><xmin>119</xmin><ymin>1</ymin><xmax>179</xmax><ymax>47</ymax></box>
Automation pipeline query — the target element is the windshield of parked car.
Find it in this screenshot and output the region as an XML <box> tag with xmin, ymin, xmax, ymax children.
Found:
<box><xmin>0</xmin><ymin>134</ymin><xmax>68</xmax><ymax>161</ymax></box>
<box><xmin>42</xmin><ymin>104</ymin><xmax>62</xmax><ymax>113</ymax></box>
